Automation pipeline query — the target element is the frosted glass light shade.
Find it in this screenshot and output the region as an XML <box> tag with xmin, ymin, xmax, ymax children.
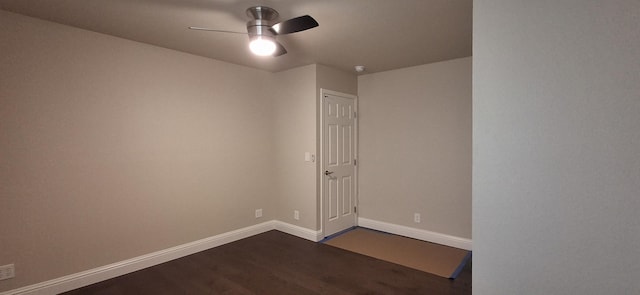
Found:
<box><xmin>249</xmin><ymin>36</ymin><xmax>276</xmax><ymax>56</ymax></box>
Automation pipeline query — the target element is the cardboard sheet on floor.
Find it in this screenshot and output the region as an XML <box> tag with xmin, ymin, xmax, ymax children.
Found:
<box><xmin>324</xmin><ymin>228</ymin><xmax>470</xmax><ymax>278</ymax></box>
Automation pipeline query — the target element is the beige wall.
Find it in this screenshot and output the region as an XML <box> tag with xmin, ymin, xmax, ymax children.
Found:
<box><xmin>0</xmin><ymin>11</ymin><xmax>358</xmax><ymax>291</ymax></box>
<box><xmin>474</xmin><ymin>1</ymin><xmax>640</xmax><ymax>294</ymax></box>
<box><xmin>357</xmin><ymin>57</ymin><xmax>472</xmax><ymax>239</ymax></box>
<box><xmin>0</xmin><ymin>11</ymin><xmax>275</xmax><ymax>291</ymax></box>
<box><xmin>316</xmin><ymin>64</ymin><xmax>358</xmax><ymax>96</ymax></box>
<box><xmin>271</xmin><ymin>64</ymin><xmax>357</xmax><ymax>230</ymax></box>
<box><xmin>271</xmin><ymin>65</ymin><xmax>318</xmax><ymax>229</ymax></box>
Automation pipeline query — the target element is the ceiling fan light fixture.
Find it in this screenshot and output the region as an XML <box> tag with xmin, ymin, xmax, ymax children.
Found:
<box><xmin>190</xmin><ymin>6</ymin><xmax>318</xmax><ymax>57</ymax></box>
<box><xmin>249</xmin><ymin>36</ymin><xmax>276</xmax><ymax>56</ymax></box>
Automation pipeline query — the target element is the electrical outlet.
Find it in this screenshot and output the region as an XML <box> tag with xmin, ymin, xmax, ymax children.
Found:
<box><xmin>255</xmin><ymin>209</ymin><xmax>263</xmax><ymax>218</ymax></box>
<box><xmin>294</xmin><ymin>210</ymin><xmax>300</xmax><ymax>220</ymax></box>
<box><xmin>0</xmin><ymin>264</ymin><xmax>15</xmax><ymax>281</ymax></box>
<box><xmin>414</xmin><ymin>213</ymin><xmax>421</xmax><ymax>223</ymax></box>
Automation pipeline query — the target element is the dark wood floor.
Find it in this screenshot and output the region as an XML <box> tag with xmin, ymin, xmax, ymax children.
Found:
<box><xmin>63</xmin><ymin>230</ymin><xmax>471</xmax><ymax>295</ymax></box>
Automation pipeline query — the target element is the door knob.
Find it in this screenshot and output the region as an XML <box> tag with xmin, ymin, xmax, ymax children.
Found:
<box><xmin>324</xmin><ymin>170</ymin><xmax>334</xmax><ymax>176</ymax></box>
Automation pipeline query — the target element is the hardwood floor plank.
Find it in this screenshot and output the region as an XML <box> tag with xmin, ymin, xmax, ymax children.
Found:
<box><xmin>63</xmin><ymin>230</ymin><xmax>471</xmax><ymax>295</ymax></box>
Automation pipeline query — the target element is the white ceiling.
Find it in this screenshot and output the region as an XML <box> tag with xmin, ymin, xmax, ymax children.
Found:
<box><xmin>0</xmin><ymin>0</ymin><xmax>472</xmax><ymax>74</ymax></box>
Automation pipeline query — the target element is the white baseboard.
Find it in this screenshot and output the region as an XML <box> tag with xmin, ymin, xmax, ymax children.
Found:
<box><xmin>3</xmin><ymin>219</ymin><xmax>459</xmax><ymax>295</ymax></box>
<box><xmin>2</xmin><ymin>220</ymin><xmax>320</xmax><ymax>295</ymax></box>
<box><xmin>273</xmin><ymin>221</ymin><xmax>323</xmax><ymax>242</ymax></box>
<box><xmin>357</xmin><ymin>217</ymin><xmax>472</xmax><ymax>251</ymax></box>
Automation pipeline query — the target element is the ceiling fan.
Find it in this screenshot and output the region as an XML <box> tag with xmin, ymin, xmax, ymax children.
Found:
<box><xmin>189</xmin><ymin>6</ymin><xmax>319</xmax><ymax>57</ymax></box>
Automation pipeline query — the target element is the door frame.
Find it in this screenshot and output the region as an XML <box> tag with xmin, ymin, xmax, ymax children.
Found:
<box><xmin>319</xmin><ymin>88</ymin><xmax>359</xmax><ymax>238</ymax></box>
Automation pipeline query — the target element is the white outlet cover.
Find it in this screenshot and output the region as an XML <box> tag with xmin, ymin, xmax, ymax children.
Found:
<box><xmin>0</xmin><ymin>264</ymin><xmax>15</xmax><ymax>281</ymax></box>
<box><xmin>255</xmin><ymin>209</ymin><xmax>263</xmax><ymax>218</ymax></box>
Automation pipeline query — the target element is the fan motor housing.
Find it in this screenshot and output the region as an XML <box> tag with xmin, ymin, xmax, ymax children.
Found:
<box><xmin>246</xmin><ymin>7</ymin><xmax>278</xmax><ymax>38</ymax></box>
<box><xmin>247</xmin><ymin>19</ymin><xmax>276</xmax><ymax>38</ymax></box>
<box><xmin>246</xmin><ymin>6</ymin><xmax>279</xmax><ymax>21</ymax></box>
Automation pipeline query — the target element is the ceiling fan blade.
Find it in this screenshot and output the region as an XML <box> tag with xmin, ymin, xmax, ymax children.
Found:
<box><xmin>274</xmin><ymin>41</ymin><xmax>287</xmax><ymax>56</ymax></box>
<box><xmin>271</xmin><ymin>15</ymin><xmax>318</xmax><ymax>35</ymax></box>
<box><xmin>188</xmin><ymin>27</ymin><xmax>247</xmax><ymax>34</ymax></box>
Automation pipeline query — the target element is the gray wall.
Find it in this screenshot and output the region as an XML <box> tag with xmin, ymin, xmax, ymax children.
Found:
<box><xmin>473</xmin><ymin>0</ymin><xmax>640</xmax><ymax>294</ymax></box>
<box><xmin>358</xmin><ymin>57</ymin><xmax>472</xmax><ymax>239</ymax></box>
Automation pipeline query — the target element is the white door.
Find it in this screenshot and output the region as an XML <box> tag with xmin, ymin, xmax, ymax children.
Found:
<box><xmin>322</xmin><ymin>90</ymin><xmax>357</xmax><ymax>237</ymax></box>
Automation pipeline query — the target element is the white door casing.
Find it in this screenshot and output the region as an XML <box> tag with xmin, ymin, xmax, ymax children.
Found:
<box><xmin>321</xmin><ymin>89</ymin><xmax>358</xmax><ymax>237</ymax></box>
